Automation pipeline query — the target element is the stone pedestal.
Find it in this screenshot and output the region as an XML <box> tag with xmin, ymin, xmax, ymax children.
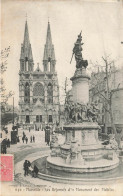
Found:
<box><xmin>70</xmin><ymin>68</ymin><xmax>90</xmax><ymax>104</ymax></box>
<box><xmin>64</xmin><ymin>122</ymin><xmax>100</xmax><ymax>145</ymax></box>
<box><xmin>62</xmin><ymin>122</ymin><xmax>103</xmax><ymax>161</ymax></box>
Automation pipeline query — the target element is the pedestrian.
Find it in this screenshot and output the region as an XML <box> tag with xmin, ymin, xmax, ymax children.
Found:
<box><xmin>2</xmin><ymin>139</ymin><xmax>7</xmax><ymax>154</ymax></box>
<box><xmin>27</xmin><ymin>160</ymin><xmax>31</xmax><ymax>167</ymax></box>
<box><xmin>23</xmin><ymin>160</ymin><xmax>29</xmax><ymax>176</ymax></box>
<box><xmin>9</xmin><ymin>139</ymin><xmax>11</xmax><ymax>147</ymax></box>
<box><xmin>30</xmin><ymin>136</ymin><xmax>32</xmax><ymax>143</ymax></box>
<box><xmin>7</xmin><ymin>139</ymin><xmax>9</xmax><ymax>147</ymax></box>
<box><xmin>33</xmin><ymin>135</ymin><xmax>35</xmax><ymax>143</ymax></box>
<box><xmin>47</xmin><ymin>128</ymin><xmax>50</xmax><ymax>146</ymax></box>
<box><xmin>32</xmin><ymin>165</ymin><xmax>39</xmax><ymax>178</ymax></box>
<box><xmin>1</xmin><ymin>144</ymin><xmax>3</xmax><ymax>154</ymax></box>
<box><xmin>25</xmin><ymin>137</ymin><xmax>28</xmax><ymax>144</ymax></box>
<box><xmin>1</xmin><ymin>143</ymin><xmax>7</xmax><ymax>154</ymax></box>
<box><xmin>7</xmin><ymin>139</ymin><xmax>10</xmax><ymax>147</ymax></box>
<box><xmin>29</xmin><ymin>127</ymin><xmax>30</xmax><ymax>132</ymax></box>
<box><xmin>3</xmin><ymin>145</ymin><xmax>7</xmax><ymax>154</ymax></box>
<box><xmin>22</xmin><ymin>136</ymin><xmax>25</xmax><ymax>143</ymax></box>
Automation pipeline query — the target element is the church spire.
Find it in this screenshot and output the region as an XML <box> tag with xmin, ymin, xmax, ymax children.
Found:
<box><xmin>20</xmin><ymin>20</ymin><xmax>34</xmax><ymax>72</ymax></box>
<box><xmin>46</xmin><ymin>22</ymin><xmax>52</xmax><ymax>45</ymax></box>
<box><xmin>23</xmin><ymin>21</ymin><xmax>30</xmax><ymax>52</ymax></box>
<box><xmin>43</xmin><ymin>22</ymin><xmax>56</xmax><ymax>72</ymax></box>
<box><xmin>20</xmin><ymin>20</ymin><xmax>33</xmax><ymax>60</ymax></box>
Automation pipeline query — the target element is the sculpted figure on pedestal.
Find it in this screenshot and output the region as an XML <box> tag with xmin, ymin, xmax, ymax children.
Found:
<box><xmin>87</xmin><ymin>103</ymin><xmax>99</xmax><ymax>122</ymax></box>
<box><xmin>64</xmin><ymin>101</ymin><xmax>100</xmax><ymax>123</ymax></box>
<box><xmin>70</xmin><ymin>32</ymin><xmax>88</xmax><ymax>69</ymax></box>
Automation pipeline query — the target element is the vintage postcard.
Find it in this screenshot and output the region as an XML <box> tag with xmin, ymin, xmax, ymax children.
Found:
<box><xmin>1</xmin><ymin>0</ymin><xmax>123</xmax><ymax>196</ymax></box>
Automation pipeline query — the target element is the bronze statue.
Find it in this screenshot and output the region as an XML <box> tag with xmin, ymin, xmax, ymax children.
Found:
<box><xmin>70</xmin><ymin>32</ymin><xmax>88</xmax><ymax>69</ymax></box>
<box><xmin>87</xmin><ymin>103</ymin><xmax>99</xmax><ymax>122</ymax></box>
<box><xmin>64</xmin><ymin>101</ymin><xmax>99</xmax><ymax>123</ymax></box>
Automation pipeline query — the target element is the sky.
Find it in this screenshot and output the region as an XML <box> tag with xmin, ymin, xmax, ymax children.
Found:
<box><xmin>1</xmin><ymin>0</ymin><xmax>123</xmax><ymax>106</ymax></box>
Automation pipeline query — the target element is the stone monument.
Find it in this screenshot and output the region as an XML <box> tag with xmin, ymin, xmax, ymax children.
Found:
<box><xmin>47</xmin><ymin>32</ymin><xmax>119</xmax><ymax>174</ymax></box>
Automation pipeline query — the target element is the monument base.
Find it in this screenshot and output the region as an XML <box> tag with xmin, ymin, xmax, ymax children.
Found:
<box><xmin>70</xmin><ymin>68</ymin><xmax>90</xmax><ymax>104</ymax></box>
<box><xmin>47</xmin><ymin>122</ymin><xmax>119</xmax><ymax>174</ymax></box>
<box><xmin>47</xmin><ymin>156</ymin><xmax>119</xmax><ymax>173</ymax></box>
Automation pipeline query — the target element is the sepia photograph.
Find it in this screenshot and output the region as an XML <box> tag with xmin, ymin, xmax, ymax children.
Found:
<box><xmin>1</xmin><ymin>0</ymin><xmax>123</xmax><ymax>195</ymax></box>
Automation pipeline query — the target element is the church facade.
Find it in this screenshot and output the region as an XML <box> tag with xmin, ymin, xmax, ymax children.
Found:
<box><xmin>18</xmin><ymin>21</ymin><xmax>60</xmax><ymax>129</ymax></box>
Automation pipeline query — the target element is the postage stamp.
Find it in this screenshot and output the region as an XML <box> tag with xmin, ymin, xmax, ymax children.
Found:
<box><xmin>0</xmin><ymin>155</ymin><xmax>14</xmax><ymax>181</ymax></box>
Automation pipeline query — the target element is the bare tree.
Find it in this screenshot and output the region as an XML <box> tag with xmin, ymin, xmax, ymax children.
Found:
<box><xmin>90</xmin><ymin>55</ymin><xmax>121</xmax><ymax>137</ymax></box>
<box><xmin>0</xmin><ymin>47</ymin><xmax>14</xmax><ymax>113</ymax></box>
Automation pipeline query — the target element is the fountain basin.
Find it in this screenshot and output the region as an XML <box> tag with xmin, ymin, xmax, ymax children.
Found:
<box><xmin>47</xmin><ymin>156</ymin><xmax>119</xmax><ymax>173</ymax></box>
<box><xmin>31</xmin><ymin>156</ymin><xmax>123</xmax><ymax>185</ymax></box>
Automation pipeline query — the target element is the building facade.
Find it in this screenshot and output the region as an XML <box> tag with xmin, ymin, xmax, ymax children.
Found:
<box><xmin>89</xmin><ymin>66</ymin><xmax>123</xmax><ymax>134</ymax></box>
<box><xmin>19</xmin><ymin>21</ymin><xmax>60</xmax><ymax>129</ymax></box>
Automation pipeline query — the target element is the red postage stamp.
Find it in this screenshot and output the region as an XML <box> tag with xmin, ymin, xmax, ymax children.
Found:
<box><xmin>0</xmin><ymin>155</ymin><xmax>14</xmax><ymax>181</ymax></box>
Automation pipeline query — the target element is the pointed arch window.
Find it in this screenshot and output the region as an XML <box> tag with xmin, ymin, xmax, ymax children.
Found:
<box><xmin>47</xmin><ymin>83</ymin><xmax>53</xmax><ymax>103</ymax></box>
<box><xmin>49</xmin><ymin>115</ymin><xmax>53</xmax><ymax>123</ymax></box>
<box><xmin>26</xmin><ymin>115</ymin><xmax>30</xmax><ymax>123</ymax></box>
<box><xmin>25</xmin><ymin>57</ymin><xmax>29</xmax><ymax>71</ymax></box>
<box><xmin>28</xmin><ymin>62</ymin><xmax>32</xmax><ymax>71</ymax></box>
<box><xmin>48</xmin><ymin>57</ymin><xmax>51</xmax><ymax>72</ymax></box>
<box><xmin>33</xmin><ymin>82</ymin><xmax>44</xmax><ymax>96</ymax></box>
<box><xmin>24</xmin><ymin>82</ymin><xmax>30</xmax><ymax>103</ymax></box>
<box><xmin>21</xmin><ymin>62</ymin><xmax>24</xmax><ymax>71</ymax></box>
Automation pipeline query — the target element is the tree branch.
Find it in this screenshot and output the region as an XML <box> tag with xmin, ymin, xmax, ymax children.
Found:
<box><xmin>102</xmin><ymin>103</ymin><xmax>110</xmax><ymax>113</ymax></box>
<box><xmin>91</xmin><ymin>74</ymin><xmax>109</xmax><ymax>103</ymax></box>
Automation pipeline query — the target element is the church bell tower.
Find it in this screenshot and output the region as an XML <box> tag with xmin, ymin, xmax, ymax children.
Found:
<box><xmin>19</xmin><ymin>20</ymin><xmax>34</xmax><ymax>125</ymax></box>
<box><xmin>43</xmin><ymin>22</ymin><xmax>56</xmax><ymax>73</ymax></box>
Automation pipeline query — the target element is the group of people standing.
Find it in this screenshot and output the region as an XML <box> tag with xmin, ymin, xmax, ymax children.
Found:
<box><xmin>23</xmin><ymin>160</ymin><xmax>39</xmax><ymax>178</ymax></box>
<box><xmin>22</xmin><ymin>132</ymin><xmax>28</xmax><ymax>144</ymax></box>
<box><xmin>23</xmin><ymin>160</ymin><xmax>31</xmax><ymax>176</ymax></box>
<box><xmin>30</xmin><ymin>135</ymin><xmax>35</xmax><ymax>143</ymax></box>
<box><xmin>22</xmin><ymin>132</ymin><xmax>35</xmax><ymax>144</ymax></box>
<box><xmin>1</xmin><ymin>138</ymin><xmax>11</xmax><ymax>154</ymax></box>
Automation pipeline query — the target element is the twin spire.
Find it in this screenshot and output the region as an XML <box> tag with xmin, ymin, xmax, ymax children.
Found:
<box><xmin>46</xmin><ymin>22</ymin><xmax>52</xmax><ymax>45</ymax></box>
<box><xmin>43</xmin><ymin>21</ymin><xmax>55</xmax><ymax>61</ymax></box>
<box><xmin>20</xmin><ymin>20</ymin><xmax>56</xmax><ymax>72</ymax></box>
<box><xmin>23</xmin><ymin>21</ymin><xmax>30</xmax><ymax>51</ymax></box>
<box><xmin>20</xmin><ymin>20</ymin><xmax>33</xmax><ymax>60</ymax></box>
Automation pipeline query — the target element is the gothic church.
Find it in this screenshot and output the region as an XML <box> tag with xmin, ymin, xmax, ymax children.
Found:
<box><xmin>19</xmin><ymin>21</ymin><xmax>60</xmax><ymax>129</ymax></box>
